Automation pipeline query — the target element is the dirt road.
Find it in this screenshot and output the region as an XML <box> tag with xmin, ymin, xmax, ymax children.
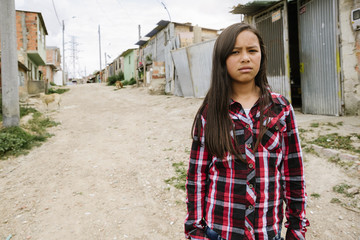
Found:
<box><xmin>0</xmin><ymin>83</ymin><xmax>359</xmax><ymax>239</ymax></box>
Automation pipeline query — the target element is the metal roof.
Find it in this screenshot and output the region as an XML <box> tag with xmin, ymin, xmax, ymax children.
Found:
<box><xmin>135</xmin><ymin>37</ymin><xmax>150</xmax><ymax>46</ymax></box>
<box><xmin>135</xmin><ymin>19</ymin><xmax>219</xmax><ymax>46</ymax></box>
<box><xmin>231</xmin><ymin>0</ymin><xmax>281</xmax><ymax>15</ymax></box>
<box><xmin>145</xmin><ymin>20</ymin><xmax>170</xmax><ymax>38</ymax></box>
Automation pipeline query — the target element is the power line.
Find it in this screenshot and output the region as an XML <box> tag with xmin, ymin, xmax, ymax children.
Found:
<box><xmin>51</xmin><ymin>0</ymin><xmax>61</xmax><ymax>26</ymax></box>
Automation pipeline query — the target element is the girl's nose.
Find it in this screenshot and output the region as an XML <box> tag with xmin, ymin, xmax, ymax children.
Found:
<box><xmin>240</xmin><ymin>53</ymin><xmax>250</xmax><ymax>63</ymax></box>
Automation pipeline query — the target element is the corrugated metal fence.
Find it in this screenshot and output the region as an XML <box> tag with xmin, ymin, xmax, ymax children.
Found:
<box><xmin>299</xmin><ymin>0</ymin><xmax>340</xmax><ymax>115</ymax></box>
<box><xmin>171</xmin><ymin>39</ymin><xmax>215</xmax><ymax>98</ymax></box>
<box><xmin>255</xmin><ymin>4</ymin><xmax>291</xmax><ymax>100</ymax></box>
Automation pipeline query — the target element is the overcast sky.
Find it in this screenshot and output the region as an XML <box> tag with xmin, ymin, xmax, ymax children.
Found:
<box><xmin>15</xmin><ymin>0</ymin><xmax>249</xmax><ymax>78</ymax></box>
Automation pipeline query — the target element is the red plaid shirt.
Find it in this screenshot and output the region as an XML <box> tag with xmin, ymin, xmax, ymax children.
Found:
<box><xmin>185</xmin><ymin>92</ymin><xmax>309</xmax><ymax>240</ymax></box>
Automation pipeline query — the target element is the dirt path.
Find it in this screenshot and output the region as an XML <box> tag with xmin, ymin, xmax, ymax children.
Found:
<box><xmin>0</xmin><ymin>83</ymin><xmax>359</xmax><ymax>239</ymax></box>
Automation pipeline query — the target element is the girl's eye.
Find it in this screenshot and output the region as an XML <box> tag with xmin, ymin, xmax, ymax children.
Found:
<box><xmin>231</xmin><ymin>50</ymin><xmax>239</xmax><ymax>55</ymax></box>
<box><xmin>249</xmin><ymin>49</ymin><xmax>258</xmax><ymax>53</ymax></box>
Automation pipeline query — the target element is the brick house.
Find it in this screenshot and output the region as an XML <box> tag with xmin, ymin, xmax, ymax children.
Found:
<box><xmin>39</xmin><ymin>47</ymin><xmax>62</xmax><ymax>90</ymax></box>
<box><xmin>0</xmin><ymin>10</ymin><xmax>48</xmax><ymax>97</ymax></box>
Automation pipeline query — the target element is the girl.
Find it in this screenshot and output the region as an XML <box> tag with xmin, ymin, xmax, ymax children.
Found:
<box><xmin>184</xmin><ymin>23</ymin><xmax>309</xmax><ymax>240</ymax></box>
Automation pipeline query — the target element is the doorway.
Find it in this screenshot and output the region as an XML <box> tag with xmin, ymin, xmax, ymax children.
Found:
<box><xmin>287</xmin><ymin>1</ymin><xmax>302</xmax><ymax>109</ymax></box>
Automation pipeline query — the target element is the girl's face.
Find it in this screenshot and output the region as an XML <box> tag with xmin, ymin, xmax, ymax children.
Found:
<box><xmin>226</xmin><ymin>30</ymin><xmax>261</xmax><ymax>85</ymax></box>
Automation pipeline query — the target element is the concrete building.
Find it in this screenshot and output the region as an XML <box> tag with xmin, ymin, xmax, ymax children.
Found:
<box><xmin>120</xmin><ymin>48</ymin><xmax>138</xmax><ymax>82</ymax></box>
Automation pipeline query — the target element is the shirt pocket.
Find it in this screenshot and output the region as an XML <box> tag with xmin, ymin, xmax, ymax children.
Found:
<box><xmin>260</xmin><ymin>120</ymin><xmax>286</xmax><ymax>151</ymax></box>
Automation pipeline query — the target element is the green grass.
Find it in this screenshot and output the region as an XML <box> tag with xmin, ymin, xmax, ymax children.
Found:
<box><xmin>47</xmin><ymin>88</ymin><xmax>70</xmax><ymax>94</ymax></box>
<box><xmin>310</xmin><ymin>193</ymin><xmax>321</xmax><ymax>199</ymax></box>
<box><xmin>328</xmin><ymin>156</ymin><xmax>354</xmax><ymax>168</ymax></box>
<box><xmin>311</xmin><ymin>133</ymin><xmax>360</xmax><ymax>154</ymax></box>
<box><xmin>333</xmin><ymin>183</ymin><xmax>354</xmax><ymax>197</ymax></box>
<box><xmin>303</xmin><ymin>145</ymin><xmax>319</xmax><ymax>156</ymax></box>
<box><xmin>326</xmin><ymin>122</ymin><xmax>338</xmax><ymax>128</ymax></box>
<box><xmin>330</xmin><ymin>198</ymin><xmax>341</xmax><ymax>204</ymax></box>
<box><xmin>0</xmin><ymin>107</ymin><xmax>59</xmax><ymax>159</ymax></box>
<box><xmin>336</xmin><ymin>121</ymin><xmax>344</xmax><ymax>126</ymax></box>
<box><xmin>164</xmin><ymin>162</ymin><xmax>187</xmax><ymax>191</ymax></box>
<box><xmin>310</xmin><ymin>122</ymin><xmax>319</xmax><ymax>128</ymax></box>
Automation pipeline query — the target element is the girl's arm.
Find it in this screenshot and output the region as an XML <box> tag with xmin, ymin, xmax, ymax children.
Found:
<box><xmin>282</xmin><ymin>105</ymin><xmax>310</xmax><ymax>240</ymax></box>
<box><xmin>185</xmin><ymin>115</ymin><xmax>211</xmax><ymax>239</ymax></box>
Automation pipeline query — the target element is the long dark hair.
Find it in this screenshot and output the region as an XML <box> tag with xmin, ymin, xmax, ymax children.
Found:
<box><xmin>192</xmin><ymin>23</ymin><xmax>272</xmax><ymax>162</ymax></box>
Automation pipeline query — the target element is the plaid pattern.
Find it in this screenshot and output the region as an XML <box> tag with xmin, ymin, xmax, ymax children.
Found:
<box><xmin>185</xmin><ymin>92</ymin><xmax>309</xmax><ymax>240</ymax></box>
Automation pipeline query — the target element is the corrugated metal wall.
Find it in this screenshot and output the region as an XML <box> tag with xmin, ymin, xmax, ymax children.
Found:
<box><xmin>298</xmin><ymin>0</ymin><xmax>340</xmax><ymax>115</ymax></box>
<box><xmin>171</xmin><ymin>48</ymin><xmax>194</xmax><ymax>97</ymax></box>
<box><xmin>255</xmin><ymin>6</ymin><xmax>291</xmax><ymax>100</ymax></box>
<box><xmin>171</xmin><ymin>39</ymin><xmax>215</xmax><ymax>98</ymax></box>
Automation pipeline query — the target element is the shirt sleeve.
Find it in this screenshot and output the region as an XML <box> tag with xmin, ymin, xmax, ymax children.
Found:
<box><xmin>184</xmin><ymin>115</ymin><xmax>212</xmax><ymax>239</ymax></box>
<box><xmin>282</xmin><ymin>104</ymin><xmax>310</xmax><ymax>240</ymax></box>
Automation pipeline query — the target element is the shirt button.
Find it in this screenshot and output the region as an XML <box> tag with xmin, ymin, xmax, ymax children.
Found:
<box><xmin>246</xmin><ymin>143</ymin><xmax>252</xmax><ymax>149</ymax></box>
<box><xmin>275</xmin><ymin>125</ymin><xmax>279</xmax><ymax>131</ymax></box>
<box><xmin>245</xmin><ymin>124</ymin><xmax>249</xmax><ymax>129</ymax></box>
<box><xmin>247</xmin><ymin>226</ymin><xmax>252</xmax><ymax>231</ymax></box>
<box><xmin>248</xmin><ymin>205</ymin><xmax>254</xmax><ymax>210</ymax></box>
<box><xmin>248</xmin><ymin>163</ymin><xmax>253</xmax><ymax>169</ymax></box>
<box><xmin>249</xmin><ymin>184</ymin><xmax>254</xmax><ymax>189</ymax></box>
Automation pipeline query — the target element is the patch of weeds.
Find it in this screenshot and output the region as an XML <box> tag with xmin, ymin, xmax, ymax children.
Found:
<box><xmin>346</xmin><ymin>199</ymin><xmax>360</xmax><ymax>209</ymax></box>
<box><xmin>328</xmin><ymin>156</ymin><xmax>354</xmax><ymax>169</ymax></box>
<box><xmin>303</xmin><ymin>146</ymin><xmax>319</xmax><ymax>157</ymax></box>
<box><xmin>0</xmin><ymin>127</ymin><xmax>35</xmax><ymax>157</ymax></box>
<box><xmin>26</xmin><ymin>112</ymin><xmax>59</xmax><ymax>137</ymax></box>
<box><xmin>310</xmin><ymin>193</ymin><xmax>321</xmax><ymax>199</ymax></box>
<box><xmin>310</xmin><ymin>122</ymin><xmax>319</xmax><ymax>128</ymax></box>
<box><xmin>298</xmin><ymin>128</ymin><xmax>307</xmax><ymax>133</ymax></box>
<box><xmin>162</xmin><ymin>148</ymin><xmax>173</xmax><ymax>151</ymax></box>
<box><xmin>330</xmin><ymin>198</ymin><xmax>341</xmax><ymax>204</ymax></box>
<box><xmin>311</xmin><ymin>133</ymin><xmax>360</xmax><ymax>154</ymax></box>
<box><xmin>0</xmin><ymin>109</ymin><xmax>60</xmax><ymax>159</ymax></box>
<box><xmin>336</xmin><ymin>121</ymin><xmax>344</xmax><ymax>126</ymax></box>
<box><xmin>184</xmin><ymin>147</ymin><xmax>190</xmax><ymax>154</ymax></box>
<box><xmin>47</xmin><ymin>88</ymin><xmax>70</xmax><ymax>94</ymax></box>
<box><xmin>333</xmin><ymin>183</ymin><xmax>354</xmax><ymax>197</ymax></box>
<box><xmin>20</xmin><ymin>106</ymin><xmax>38</xmax><ymax>118</ymax></box>
<box><xmin>164</xmin><ymin>162</ymin><xmax>187</xmax><ymax>191</ymax></box>
<box><xmin>352</xmin><ymin>133</ymin><xmax>360</xmax><ymax>140</ymax></box>
<box><xmin>326</xmin><ymin>122</ymin><xmax>338</xmax><ymax>128</ymax></box>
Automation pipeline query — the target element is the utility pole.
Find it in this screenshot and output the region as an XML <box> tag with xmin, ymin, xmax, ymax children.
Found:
<box><xmin>69</xmin><ymin>35</ymin><xmax>79</xmax><ymax>79</ymax></box>
<box><xmin>0</xmin><ymin>0</ymin><xmax>20</xmax><ymax>127</ymax></box>
<box><xmin>62</xmin><ymin>20</ymin><xmax>66</xmax><ymax>85</ymax></box>
<box><xmin>98</xmin><ymin>25</ymin><xmax>102</xmax><ymax>82</ymax></box>
<box><xmin>355</xmin><ymin>0</ymin><xmax>360</xmax><ymax>82</ymax></box>
<box><xmin>138</xmin><ymin>24</ymin><xmax>141</xmax><ymax>40</ymax></box>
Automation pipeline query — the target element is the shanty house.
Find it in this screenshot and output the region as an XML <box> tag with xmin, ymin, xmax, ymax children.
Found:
<box><xmin>135</xmin><ymin>20</ymin><xmax>219</xmax><ymax>94</ymax></box>
<box><xmin>232</xmin><ymin>0</ymin><xmax>359</xmax><ymax>115</ymax></box>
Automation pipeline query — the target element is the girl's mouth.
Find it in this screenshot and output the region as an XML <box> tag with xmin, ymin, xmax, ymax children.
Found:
<box><xmin>239</xmin><ymin>67</ymin><xmax>252</xmax><ymax>72</ymax></box>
